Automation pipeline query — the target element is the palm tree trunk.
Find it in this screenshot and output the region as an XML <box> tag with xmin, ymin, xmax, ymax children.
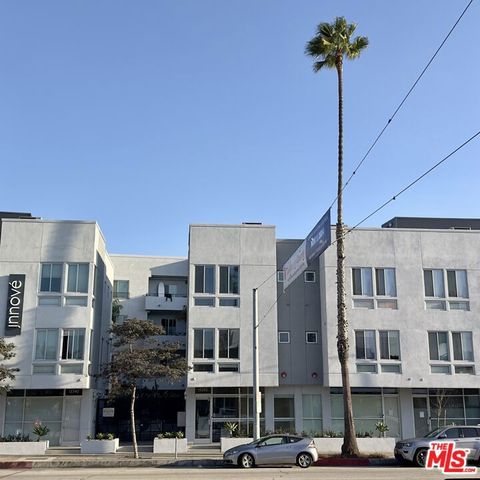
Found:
<box><xmin>130</xmin><ymin>385</ymin><xmax>139</xmax><ymax>459</ymax></box>
<box><xmin>335</xmin><ymin>56</ymin><xmax>359</xmax><ymax>458</ymax></box>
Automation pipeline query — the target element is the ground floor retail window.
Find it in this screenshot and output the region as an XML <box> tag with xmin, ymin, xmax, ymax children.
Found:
<box><xmin>274</xmin><ymin>396</ymin><xmax>295</xmax><ymax>433</ymax></box>
<box><xmin>428</xmin><ymin>389</ymin><xmax>480</xmax><ymax>429</ymax></box>
<box><xmin>330</xmin><ymin>389</ymin><xmax>401</xmax><ymax>438</ymax></box>
<box><xmin>302</xmin><ymin>394</ymin><xmax>322</xmax><ymax>435</ymax></box>
<box><xmin>3</xmin><ymin>390</ymin><xmax>82</xmax><ymax>446</ymax></box>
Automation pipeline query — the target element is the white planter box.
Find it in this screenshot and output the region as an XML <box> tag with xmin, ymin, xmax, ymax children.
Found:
<box><xmin>80</xmin><ymin>438</ymin><xmax>119</xmax><ymax>454</ymax></box>
<box><xmin>314</xmin><ymin>437</ymin><xmax>396</xmax><ymax>456</ymax></box>
<box><xmin>221</xmin><ymin>437</ymin><xmax>253</xmax><ymax>453</ymax></box>
<box><xmin>153</xmin><ymin>438</ymin><xmax>188</xmax><ymax>454</ymax></box>
<box><xmin>0</xmin><ymin>440</ymin><xmax>49</xmax><ymax>455</ymax></box>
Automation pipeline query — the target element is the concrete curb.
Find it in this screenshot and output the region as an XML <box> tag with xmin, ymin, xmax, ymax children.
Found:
<box><xmin>314</xmin><ymin>458</ymin><xmax>397</xmax><ymax>467</ymax></box>
<box><xmin>0</xmin><ymin>456</ymin><xmax>397</xmax><ymax>469</ymax></box>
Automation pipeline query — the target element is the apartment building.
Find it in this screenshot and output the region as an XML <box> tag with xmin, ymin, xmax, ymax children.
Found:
<box><xmin>97</xmin><ymin>254</ymin><xmax>189</xmax><ymax>441</ymax></box>
<box><xmin>1</xmin><ymin>212</ymin><xmax>479</xmax><ymax>445</ymax></box>
<box><xmin>0</xmin><ymin>212</ymin><xmax>113</xmax><ymax>445</ymax></box>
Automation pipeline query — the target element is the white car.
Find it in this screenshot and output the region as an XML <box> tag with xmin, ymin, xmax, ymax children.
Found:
<box><xmin>395</xmin><ymin>426</ymin><xmax>480</xmax><ymax>467</ymax></box>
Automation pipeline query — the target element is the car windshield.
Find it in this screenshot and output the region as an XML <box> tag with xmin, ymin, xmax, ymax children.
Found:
<box><xmin>424</xmin><ymin>428</ymin><xmax>445</xmax><ymax>438</ymax></box>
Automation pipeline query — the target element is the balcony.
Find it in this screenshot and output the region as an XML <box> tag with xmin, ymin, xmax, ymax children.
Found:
<box><xmin>145</xmin><ymin>294</ymin><xmax>187</xmax><ymax>312</ymax></box>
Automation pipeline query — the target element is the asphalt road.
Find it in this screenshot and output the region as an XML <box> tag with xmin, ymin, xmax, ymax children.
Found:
<box><xmin>0</xmin><ymin>467</ymin><xmax>477</xmax><ymax>480</ymax></box>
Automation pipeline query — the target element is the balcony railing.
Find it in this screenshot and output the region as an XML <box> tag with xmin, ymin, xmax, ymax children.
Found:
<box><xmin>145</xmin><ymin>293</ymin><xmax>187</xmax><ymax>311</ymax></box>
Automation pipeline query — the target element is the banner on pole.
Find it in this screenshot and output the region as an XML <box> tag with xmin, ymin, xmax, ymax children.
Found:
<box><xmin>282</xmin><ymin>209</ymin><xmax>331</xmax><ymax>290</ymax></box>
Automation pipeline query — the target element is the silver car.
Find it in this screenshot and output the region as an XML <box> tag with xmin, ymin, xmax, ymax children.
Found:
<box><xmin>223</xmin><ymin>434</ymin><xmax>318</xmax><ymax>468</ymax></box>
<box><xmin>395</xmin><ymin>425</ymin><xmax>480</xmax><ymax>467</ymax></box>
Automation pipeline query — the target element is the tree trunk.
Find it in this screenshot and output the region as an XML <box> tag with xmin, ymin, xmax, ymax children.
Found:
<box><xmin>335</xmin><ymin>56</ymin><xmax>359</xmax><ymax>458</ymax></box>
<box><xmin>130</xmin><ymin>385</ymin><xmax>139</xmax><ymax>459</ymax></box>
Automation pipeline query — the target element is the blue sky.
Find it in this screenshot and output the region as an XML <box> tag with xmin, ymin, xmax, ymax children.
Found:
<box><xmin>1</xmin><ymin>0</ymin><xmax>478</xmax><ymax>256</ymax></box>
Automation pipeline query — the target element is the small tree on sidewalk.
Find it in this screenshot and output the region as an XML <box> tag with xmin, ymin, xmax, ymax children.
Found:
<box><xmin>100</xmin><ymin>318</ymin><xmax>188</xmax><ymax>458</ymax></box>
<box><xmin>0</xmin><ymin>337</ymin><xmax>19</xmax><ymax>393</ymax></box>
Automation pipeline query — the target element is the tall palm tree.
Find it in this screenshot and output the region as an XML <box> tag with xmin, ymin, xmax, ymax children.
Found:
<box><xmin>305</xmin><ymin>17</ymin><xmax>368</xmax><ymax>457</ymax></box>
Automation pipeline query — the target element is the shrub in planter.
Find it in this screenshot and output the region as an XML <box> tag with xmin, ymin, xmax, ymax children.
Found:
<box><xmin>154</xmin><ymin>432</ymin><xmax>187</xmax><ymax>454</ymax></box>
<box><xmin>223</xmin><ymin>422</ymin><xmax>238</xmax><ymax>438</ymax></box>
<box><xmin>156</xmin><ymin>431</ymin><xmax>184</xmax><ymax>439</ymax></box>
<box><xmin>32</xmin><ymin>420</ymin><xmax>49</xmax><ymax>442</ymax></box>
<box><xmin>0</xmin><ymin>434</ymin><xmax>31</xmax><ymax>442</ymax></box>
<box><xmin>81</xmin><ymin>433</ymin><xmax>119</xmax><ymax>454</ymax></box>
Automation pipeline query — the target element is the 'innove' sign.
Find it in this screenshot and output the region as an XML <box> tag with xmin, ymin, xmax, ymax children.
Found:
<box><xmin>5</xmin><ymin>274</ymin><xmax>25</xmax><ymax>336</ymax></box>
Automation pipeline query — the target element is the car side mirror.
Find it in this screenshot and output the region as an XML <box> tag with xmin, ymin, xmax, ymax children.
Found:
<box><xmin>438</xmin><ymin>434</ymin><xmax>447</xmax><ymax>439</ymax></box>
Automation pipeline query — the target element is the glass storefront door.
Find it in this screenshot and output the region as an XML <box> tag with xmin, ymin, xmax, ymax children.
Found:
<box><xmin>195</xmin><ymin>398</ymin><xmax>211</xmax><ymax>442</ymax></box>
<box><xmin>61</xmin><ymin>397</ymin><xmax>81</xmax><ymax>444</ymax></box>
<box><xmin>413</xmin><ymin>397</ymin><xmax>431</xmax><ymax>437</ymax></box>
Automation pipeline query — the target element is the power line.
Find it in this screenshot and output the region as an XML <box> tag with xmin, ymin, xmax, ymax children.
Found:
<box><xmin>257</xmin><ymin>287</ymin><xmax>286</xmax><ymax>328</ymax></box>
<box><xmin>255</xmin><ymin>269</ymin><xmax>277</xmax><ymax>290</ymax></box>
<box><xmin>330</xmin><ymin>129</ymin><xmax>480</xmax><ymax>247</ymax></box>
<box><xmin>328</xmin><ymin>0</ymin><xmax>475</xmax><ymax>211</ymax></box>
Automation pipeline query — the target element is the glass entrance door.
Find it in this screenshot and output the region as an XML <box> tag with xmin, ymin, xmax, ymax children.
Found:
<box><xmin>195</xmin><ymin>398</ymin><xmax>211</xmax><ymax>442</ymax></box>
<box><xmin>61</xmin><ymin>397</ymin><xmax>81</xmax><ymax>445</ymax></box>
<box><xmin>413</xmin><ymin>397</ymin><xmax>431</xmax><ymax>437</ymax></box>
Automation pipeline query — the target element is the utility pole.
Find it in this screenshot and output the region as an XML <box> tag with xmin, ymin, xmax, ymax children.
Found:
<box><xmin>252</xmin><ymin>288</ymin><xmax>261</xmax><ymax>440</ymax></box>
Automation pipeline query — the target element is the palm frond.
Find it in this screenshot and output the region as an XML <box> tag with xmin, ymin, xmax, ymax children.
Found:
<box><xmin>346</xmin><ymin>36</ymin><xmax>369</xmax><ymax>59</ymax></box>
<box><xmin>306</xmin><ymin>17</ymin><xmax>368</xmax><ymax>72</ymax></box>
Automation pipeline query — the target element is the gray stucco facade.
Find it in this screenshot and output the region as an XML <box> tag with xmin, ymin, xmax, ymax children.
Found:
<box><xmin>1</xmin><ymin>213</ymin><xmax>479</xmax><ymax>446</ymax></box>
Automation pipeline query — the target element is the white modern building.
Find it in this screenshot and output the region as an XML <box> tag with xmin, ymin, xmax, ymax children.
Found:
<box><xmin>1</xmin><ymin>212</ymin><xmax>479</xmax><ymax>445</ymax></box>
<box><xmin>0</xmin><ymin>212</ymin><xmax>113</xmax><ymax>445</ymax></box>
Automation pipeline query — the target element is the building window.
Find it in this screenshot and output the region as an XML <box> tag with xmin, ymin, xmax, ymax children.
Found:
<box><xmin>65</xmin><ymin>296</ymin><xmax>88</xmax><ymax>307</ymax></box>
<box><xmin>352</xmin><ymin>268</ymin><xmax>373</xmax><ymax>296</ymax></box>
<box><xmin>67</xmin><ymin>263</ymin><xmax>89</xmax><ymax>293</ymax></box>
<box><xmin>424</xmin><ymin>269</ymin><xmax>469</xmax><ymax>310</ymax></box>
<box><xmin>113</xmin><ymin>280</ymin><xmax>129</xmax><ymax>299</ymax></box>
<box><xmin>194</xmin><ymin>329</ymin><xmax>214</xmax><ymax>359</ymax></box>
<box><xmin>302</xmin><ymin>394</ymin><xmax>322</xmax><ymax>434</ymax></box>
<box><xmin>357</xmin><ymin>364</ymin><xmax>377</xmax><ymax>373</ymax></box>
<box><xmin>219</xmin><ymin>298</ymin><xmax>239</xmax><ymax>307</ymax></box>
<box><xmin>352</xmin><ymin>267</ymin><xmax>397</xmax><ymax>309</ymax></box>
<box><xmin>306</xmin><ymin>332</ymin><xmax>318</xmax><ymax>344</ymax></box>
<box><xmin>32</xmin><ymin>364</ymin><xmax>56</xmax><ymax>374</ymax></box>
<box><xmin>428</xmin><ymin>331</ymin><xmax>449</xmax><ymax>361</ymax></box>
<box><xmin>355</xmin><ymin>330</ymin><xmax>376</xmax><ymax>360</ymax></box>
<box><xmin>375</xmin><ymin>268</ymin><xmax>397</xmax><ymax>296</ymax></box>
<box><xmin>193</xmin><ymin>363</ymin><xmax>214</xmax><ymax>372</ymax></box>
<box><xmin>35</xmin><ymin>329</ymin><xmax>59</xmax><ymax>360</ymax></box>
<box><xmin>379</xmin><ymin>331</ymin><xmax>400</xmax><ymax>360</ymax></box>
<box><xmin>447</xmin><ymin>270</ymin><xmax>468</xmax><ymax>298</ymax></box>
<box><xmin>194</xmin><ymin>265</ymin><xmax>215</xmax><ymax>294</ymax></box>
<box><xmin>38</xmin><ymin>296</ymin><xmax>61</xmax><ymax>306</ymax></box>
<box><xmin>452</xmin><ymin>332</ymin><xmax>474</xmax><ymax>361</ymax></box>
<box><xmin>304</xmin><ymin>271</ymin><xmax>316</xmax><ymax>283</ymax></box>
<box><xmin>218</xmin><ymin>329</ymin><xmax>239</xmax><ymax>359</ymax></box>
<box><xmin>219</xmin><ymin>266</ymin><xmax>239</xmax><ymax>294</ymax></box>
<box><xmin>60</xmin><ymin>364</ymin><xmax>83</xmax><ymax>374</ymax></box>
<box><xmin>381</xmin><ymin>364</ymin><xmax>401</xmax><ymax>373</ymax></box>
<box><xmin>277</xmin><ymin>271</ymin><xmax>284</xmax><ymax>283</ymax></box>
<box><xmin>278</xmin><ymin>331</ymin><xmax>290</xmax><ymax>344</ymax></box>
<box><xmin>40</xmin><ymin>263</ymin><xmax>62</xmax><ymax>293</ymax></box>
<box><xmin>274</xmin><ymin>396</ymin><xmax>295</xmax><ymax>433</ymax></box>
<box><xmin>161</xmin><ymin>318</ymin><xmax>177</xmax><ymax>336</ymax></box>
<box><xmin>455</xmin><ymin>365</ymin><xmax>475</xmax><ymax>374</ymax></box>
<box><xmin>194</xmin><ymin>297</ymin><xmax>215</xmax><ymax>307</ymax></box>
<box><xmin>218</xmin><ymin>363</ymin><xmax>239</xmax><ymax>372</ymax></box>
<box><xmin>61</xmin><ymin>329</ymin><xmax>85</xmax><ymax>360</ymax></box>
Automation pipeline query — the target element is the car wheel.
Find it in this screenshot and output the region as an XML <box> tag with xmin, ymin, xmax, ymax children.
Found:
<box><xmin>297</xmin><ymin>452</ymin><xmax>313</xmax><ymax>468</ymax></box>
<box><xmin>414</xmin><ymin>448</ymin><xmax>428</xmax><ymax>467</ymax></box>
<box><xmin>239</xmin><ymin>453</ymin><xmax>255</xmax><ymax>468</ymax></box>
